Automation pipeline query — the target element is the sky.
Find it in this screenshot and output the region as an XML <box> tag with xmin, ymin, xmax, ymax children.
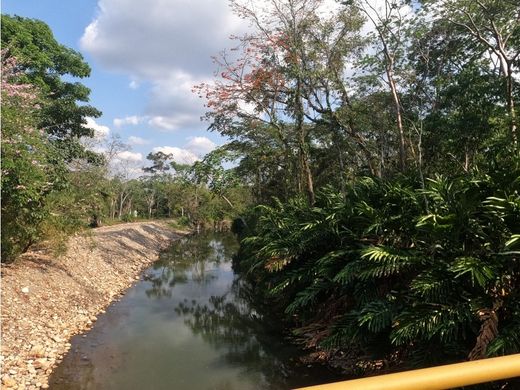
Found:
<box><xmin>2</xmin><ymin>0</ymin><xmax>251</xmax><ymax>172</ymax></box>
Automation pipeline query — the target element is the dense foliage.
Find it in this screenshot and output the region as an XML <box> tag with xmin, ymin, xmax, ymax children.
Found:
<box><xmin>236</xmin><ymin>162</ymin><xmax>519</xmax><ymax>372</ymax></box>
<box><xmin>196</xmin><ymin>0</ymin><xmax>520</xmax><ymax>378</ymax></box>
<box><xmin>1</xmin><ymin>15</ymin><xmax>102</xmax><ymax>262</ymax></box>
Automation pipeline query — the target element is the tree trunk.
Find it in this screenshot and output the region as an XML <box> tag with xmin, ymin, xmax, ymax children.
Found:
<box><xmin>385</xmin><ymin>60</ymin><xmax>406</xmax><ymax>171</ymax></box>
<box><xmin>221</xmin><ymin>194</ymin><xmax>234</xmax><ymax>209</ymax></box>
<box><xmin>118</xmin><ymin>192</ymin><xmax>124</xmax><ymax>219</ymax></box>
<box><xmin>506</xmin><ymin>68</ymin><xmax>517</xmax><ymax>147</ymax></box>
<box><xmin>336</xmin><ymin>142</ymin><xmax>346</xmax><ymax>195</ymax></box>
<box><xmin>295</xmin><ymin>77</ymin><xmax>315</xmax><ymax>205</ymax></box>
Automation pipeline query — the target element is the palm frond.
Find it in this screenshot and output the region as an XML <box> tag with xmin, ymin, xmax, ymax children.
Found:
<box><xmin>448</xmin><ymin>256</ymin><xmax>497</xmax><ymax>288</ymax></box>
<box><xmin>359</xmin><ymin>246</ymin><xmax>420</xmax><ymax>280</ymax></box>
<box><xmin>357</xmin><ymin>300</ymin><xmax>395</xmax><ymax>333</ymax></box>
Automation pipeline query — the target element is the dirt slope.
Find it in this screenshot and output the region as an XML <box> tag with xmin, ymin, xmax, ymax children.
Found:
<box><xmin>1</xmin><ymin>221</ymin><xmax>185</xmax><ymax>389</ymax></box>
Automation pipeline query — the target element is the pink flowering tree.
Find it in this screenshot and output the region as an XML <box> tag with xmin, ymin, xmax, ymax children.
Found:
<box><xmin>195</xmin><ymin>0</ymin><xmax>369</xmax><ymax>203</ymax></box>
<box><xmin>1</xmin><ymin>50</ymin><xmax>59</xmax><ymax>261</ymax></box>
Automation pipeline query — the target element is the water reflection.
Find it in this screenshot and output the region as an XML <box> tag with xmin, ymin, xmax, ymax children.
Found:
<box><xmin>49</xmin><ymin>233</ymin><xmax>340</xmax><ymax>390</ymax></box>
<box><xmin>175</xmin><ymin>278</ymin><xmax>300</xmax><ymax>389</ymax></box>
<box><xmin>144</xmin><ymin>234</ymin><xmax>234</xmax><ymax>298</ymax></box>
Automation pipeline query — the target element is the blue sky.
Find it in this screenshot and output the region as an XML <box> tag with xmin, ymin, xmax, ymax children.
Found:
<box><xmin>3</xmin><ymin>0</ymin><xmax>249</xmax><ymax>173</ymax></box>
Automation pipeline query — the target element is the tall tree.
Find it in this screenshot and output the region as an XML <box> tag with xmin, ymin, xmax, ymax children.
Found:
<box><xmin>198</xmin><ymin>0</ymin><xmax>368</xmax><ymax>203</ymax></box>
<box><xmin>1</xmin><ymin>15</ymin><xmax>101</xmax><ymax>161</ymax></box>
<box><xmin>1</xmin><ymin>51</ymin><xmax>54</xmax><ymax>261</ymax></box>
<box><xmin>349</xmin><ymin>0</ymin><xmax>413</xmax><ymax>171</ymax></box>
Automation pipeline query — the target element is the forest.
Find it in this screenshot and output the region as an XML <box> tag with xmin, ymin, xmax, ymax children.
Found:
<box><xmin>2</xmin><ymin>0</ymin><xmax>519</xmax><ymax>380</ymax></box>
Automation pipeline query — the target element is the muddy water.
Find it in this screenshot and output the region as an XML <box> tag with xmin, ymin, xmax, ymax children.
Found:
<box><xmin>49</xmin><ymin>233</ymin><xmax>341</xmax><ymax>390</ymax></box>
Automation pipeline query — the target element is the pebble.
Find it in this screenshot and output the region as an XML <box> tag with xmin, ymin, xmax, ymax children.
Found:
<box><xmin>30</xmin><ymin>345</ymin><xmax>45</xmax><ymax>358</ymax></box>
<box><xmin>2</xmin><ymin>374</ymin><xmax>16</xmax><ymax>387</ymax></box>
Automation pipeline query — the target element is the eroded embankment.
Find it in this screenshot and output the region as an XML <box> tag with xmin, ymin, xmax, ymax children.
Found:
<box><xmin>1</xmin><ymin>221</ymin><xmax>186</xmax><ymax>389</ymax></box>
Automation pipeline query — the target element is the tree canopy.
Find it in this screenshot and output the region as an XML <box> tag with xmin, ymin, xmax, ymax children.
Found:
<box><xmin>1</xmin><ymin>15</ymin><xmax>101</xmax><ymax>161</ymax></box>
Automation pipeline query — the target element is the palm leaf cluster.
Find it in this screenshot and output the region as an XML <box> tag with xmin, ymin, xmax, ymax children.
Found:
<box><xmin>236</xmin><ymin>166</ymin><xmax>520</xmax><ymax>373</ymax></box>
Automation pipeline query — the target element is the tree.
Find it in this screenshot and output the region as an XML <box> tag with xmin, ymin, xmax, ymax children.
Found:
<box><xmin>192</xmin><ymin>148</ymin><xmax>240</xmax><ymax>208</ymax></box>
<box><xmin>1</xmin><ymin>17</ymin><xmax>103</xmax><ymax>261</ymax></box>
<box><xmin>143</xmin><ymin>151</ymin><xmax>173</xmax><ymax>175</ymax></box>
<box><xmin>219</xmin><ymin>0</ymin><xmax>520</xmax><ymax>378</ymax></box>
<box><xmin>197</xmin><ymin>0</ymin><xmax>370</xmax><ymax>203</ymax></box>
<box><xmin>349</xmin><ymin>0</ymin><xmax>413</xmax><ymax>171</ymax></box>
<box><xmin>424</xmin><ymin>0</ymin><xmax>520</xmax><ymax>147</ymax></box>
<box><xmin>1</xmin><ymin>15</ymin><xmax>102</xmax><ymax>161</ymax></box>
<box><xmin>1</xmin><ymin>51</ymin><xmax>58</xmax><ymax>261</ymax></box>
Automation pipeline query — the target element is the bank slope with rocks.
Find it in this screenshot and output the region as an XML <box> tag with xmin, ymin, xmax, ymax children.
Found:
<box><xmin>1</xmin><ymin>221</ymin><xmax>186</xmax><ymax>390</ymax></box>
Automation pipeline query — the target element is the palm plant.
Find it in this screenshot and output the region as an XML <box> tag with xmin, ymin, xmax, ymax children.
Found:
<box><xmin>236</xmin><ymin>164</ymin><xmax>520</xmax><ymax>374</ymax></box>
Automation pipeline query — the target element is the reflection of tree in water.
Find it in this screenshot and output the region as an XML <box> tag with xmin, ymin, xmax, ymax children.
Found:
<box><xmin>144</xmin><ymin>233</ymin><xmax>239</xmax><ymax>299</ymax></box>
<box><xmin>176</xmin><ymin>278</ymin><xmax>309</xmax><ymax>390</ymax></box>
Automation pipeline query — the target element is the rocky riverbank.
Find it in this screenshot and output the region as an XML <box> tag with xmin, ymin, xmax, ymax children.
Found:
<box><xmin>1</xmin><ymin>221</ymin><xmax>186</xmax><ymax>389</ymax></box>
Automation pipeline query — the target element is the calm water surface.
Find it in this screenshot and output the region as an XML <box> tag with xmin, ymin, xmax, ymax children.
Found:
<box><xmin>49</xmin><ymin>233</ymin><xmax>340</xmax><ymax>390</ymax></box>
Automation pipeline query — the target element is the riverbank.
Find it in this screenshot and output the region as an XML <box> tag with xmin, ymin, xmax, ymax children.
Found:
<box><xmin>1</xmin><ymin>221</ymin><xmax>186</xmax><ymax>389</ymax></box>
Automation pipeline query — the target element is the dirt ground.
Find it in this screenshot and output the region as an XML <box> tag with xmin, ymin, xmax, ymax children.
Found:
<box><xmin>1</xmin><ymin>221</ymin><xmax>186</xmax><ymax>389</ymax></box>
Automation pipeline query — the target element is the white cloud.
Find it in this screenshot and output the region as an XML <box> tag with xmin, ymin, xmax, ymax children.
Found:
<box><xmin>81</xmin><ymin>0</ymin><xmax>248</xmax><ymax>132</ymax></box>
<box><xmin>83</xmin><ymin>117</ymin><xmax>110</xmax><ymax>140</ymax></box>
<box><xmin>113</xmin><ymin>115</ymin><xmax>143</xmax><ymax>128</ymax></box>
<box><xmin>128</xmin><ymin>136</ymin><xmax>151</xmax><ymax>145</ymax></box>
<box><xmin>185</xmin><ymin>136</ymin><xmax>216</xmax><ymax>155</ymax></box>
<box><xmin>80</xmin><ymin>0</ymin><xmax>247</xmax><ymax>79</ymax></box>
<box><xmin>152</xmin><ymin>146</ymin><xmax>199</xmax><ymax>165</ymax></box>
<box><xmin>144</xmin><ymin>71</ymin><xmax>209</xmax><ymax>131</ymax></box>
<box><xmin>147</xmin><ymin>114</ymin><xmax>196</xmax><ymax>131</ymax></box>
<box><xmin>114</xmin><ymin>150</ymin><xmax>143</xmax><ymax>162</ymax></box>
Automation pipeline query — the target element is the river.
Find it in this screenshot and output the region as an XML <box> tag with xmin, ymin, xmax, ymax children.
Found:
<box><xmin>49</xmin><ymin>232</ymin><xmax>341</xmax><ymax>390</ymax></box>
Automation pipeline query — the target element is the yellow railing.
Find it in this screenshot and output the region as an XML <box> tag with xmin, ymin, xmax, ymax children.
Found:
<box><xmin>295</xmin><ymin>354</ymin><xmax>520</xmax><ymax>390</ymax></box>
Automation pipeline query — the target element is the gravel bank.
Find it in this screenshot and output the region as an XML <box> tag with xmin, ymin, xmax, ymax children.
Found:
<box><xmin>1</xmin><ymin>221</ymin><xmax>186</xmax><ymax>389</ymax></box>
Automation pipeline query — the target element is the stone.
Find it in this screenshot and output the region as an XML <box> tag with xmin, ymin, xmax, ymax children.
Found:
<box><xmin>2</xmin><ymin>374</ymin><xmax>17</xmax><ymax>387</ymax></box>
<box><xmin>33</xmin><ymin>358</ymin><xmax>50</xmax><ymax>370</ymax></box>
<box><xmin>21</xmin><ymin>287</ymin><xmax>29</xmax><ymax>294</ymax></box>
<box><xmin>29</xmin><ymin>345</ymin><xmax>45</xmax><ymax>358</ymax></box>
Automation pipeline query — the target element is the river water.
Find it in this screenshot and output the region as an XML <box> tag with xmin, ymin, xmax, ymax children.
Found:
<box><xmin>49</xmin><ymin>232</ymin><xmax>341</xmax><ymax>390</ymax></box>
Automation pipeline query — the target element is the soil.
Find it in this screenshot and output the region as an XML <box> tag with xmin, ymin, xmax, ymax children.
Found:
<box><xmin>0</xmin><ymin>221</ymin><xmax>186</xmax><ymax>389</ymax></box>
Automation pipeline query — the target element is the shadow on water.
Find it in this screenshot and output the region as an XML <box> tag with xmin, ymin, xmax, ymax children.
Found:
<box><xmin>49</xmin><ymin>232</ymin><xmax>342</xmax><ymax>390</ymax></box>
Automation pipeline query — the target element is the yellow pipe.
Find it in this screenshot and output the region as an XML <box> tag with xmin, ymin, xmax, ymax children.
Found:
<box><xmin>295</xmin><ymin>354</ymin><xmax>520</xmax><ymax>390</ymax></box>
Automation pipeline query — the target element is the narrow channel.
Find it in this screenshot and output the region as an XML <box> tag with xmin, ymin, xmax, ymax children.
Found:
<box><xmin>49</xmin><ymin>232</ymin><xmax>341</xmax><ymax>389</ymax></box>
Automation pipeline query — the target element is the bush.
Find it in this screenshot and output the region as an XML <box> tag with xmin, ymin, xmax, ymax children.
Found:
<box><xmin>236</xmin><ymin>166</ymin><xmax>520</xmax><ymax>372</ymax></box>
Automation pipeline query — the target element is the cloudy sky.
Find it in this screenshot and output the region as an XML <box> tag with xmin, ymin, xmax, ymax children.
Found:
<box><xmin>3</xmin><ymin>0</ymin><xmax>251</xmax><ymax>169</ymax></box>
